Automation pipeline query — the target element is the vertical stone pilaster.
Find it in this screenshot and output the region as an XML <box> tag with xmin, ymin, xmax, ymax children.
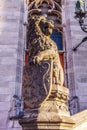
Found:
<box><xmin>0</xmin><ymin>0</ymin><xmax>25</xmax><ymax>129</ymax></box>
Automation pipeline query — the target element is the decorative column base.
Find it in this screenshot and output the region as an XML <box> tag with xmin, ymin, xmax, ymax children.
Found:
<box><xmin>19</xmin><ymin>117</ymin><xmax>74</xmax><ymax>130</ymax></box>
<box><xmin>19</xmin><ymin>86</ymin><xmax>75</xmax><ymax>130</ymax></box>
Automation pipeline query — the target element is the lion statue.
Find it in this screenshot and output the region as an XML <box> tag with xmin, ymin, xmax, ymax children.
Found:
<box><xmin>27</xmin><ymin>15</ymin><xmax>64</xmax><ymax>86</ymax></box>
<box><xmin>23</xmin><ymin>15</ymin><xmax>64</xmax><ymax>109</ymax></box>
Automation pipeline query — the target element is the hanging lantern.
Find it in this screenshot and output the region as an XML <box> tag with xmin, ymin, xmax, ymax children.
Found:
<box><xmin>74</xmin><ymin>0</ymin><xmax>87</xmax><ymax>33</ymax></box>
<box><xmin>75</xmin><ymin>0</ymin><xmax>85</xmax><ymax>14</ymax></box>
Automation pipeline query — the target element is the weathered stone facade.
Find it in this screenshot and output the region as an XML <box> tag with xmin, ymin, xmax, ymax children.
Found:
<box><xmin>0</xmin><ymin>0</ymin><xmax>25</xmax><ymax>129</ymax></box>
<box><xmin>64</xmin><ymin>0</ymin><xmax>87</xmax><ymax>114</ymax></box>
<box><xmin>0</xmin><ymin>0</ymin><xmax>87</xmax><ymax>130</ymax></box>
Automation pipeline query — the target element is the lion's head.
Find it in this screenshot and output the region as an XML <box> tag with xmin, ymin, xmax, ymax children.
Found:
<box><xmin>27</xmin><ymin>16</ymin><xmax>54</xmax><ymax>41</ymax></box>
<box><xmin>38</xmin><ymin>16</ymin><xmax>54</xmax><ymax>36</ymax></box>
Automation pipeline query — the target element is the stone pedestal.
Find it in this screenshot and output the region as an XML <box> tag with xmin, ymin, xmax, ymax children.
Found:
<box><xmin>19</xmin><ymin>86</ymin><xmax>75</xmax><ymax>130</ymax></box>
<box><xmin>19</xmin><ymin>117</ymin><xmax>74</xmax><ymax>130</ymax></box>
<box><xmin>19</xmin><ymin>15</ymin><xmax>75</xmax><ymax>130</ymax></box>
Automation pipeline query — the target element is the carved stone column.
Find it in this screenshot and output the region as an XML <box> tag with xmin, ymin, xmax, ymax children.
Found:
<box><xmin>19</xmin><ymin>15</ymin><xmax>75</xmax><ymax>130</ymax></box>
<box><xmin>19</xmin><ymin>86</ymin><xmax>75</xmax><ymax>130</ymax></box>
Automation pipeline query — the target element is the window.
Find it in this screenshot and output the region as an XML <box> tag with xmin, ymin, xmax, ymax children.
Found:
<box><xmin>51</xmin><ymin>29</ymin><xmax>64</xmax><ymax>69</ymax></box>
<box><xmin>51</xmin><ymin>29</ymin><xmax>63</xmax><ymax>50</ymax></box>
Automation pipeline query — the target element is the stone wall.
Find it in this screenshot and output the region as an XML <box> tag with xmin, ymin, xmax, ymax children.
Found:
<box><xmin>65</xmin><ymin>0</ymin><xmax>87</xmax><ymax>114</ymax></box>
<box><xmin>72</xmin><ymin>110</ymin><xmax>87</xmax><ymax>130</ymax></box>
<box><xmin>0</xmin><ymin>0</ymin><xmax>25</xmax><ymax>129</ymax></box>
<box><xmin>0</xmin><ymin>0</ymin><xmax>87</xmax><ymax>129</ymax></box>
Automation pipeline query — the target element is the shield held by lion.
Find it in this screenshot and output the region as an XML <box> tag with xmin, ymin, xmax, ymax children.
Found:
<box><xmin>22</xmin><ymin>16</ymin><xmax>64</xmax><ymax>110</ymax></box>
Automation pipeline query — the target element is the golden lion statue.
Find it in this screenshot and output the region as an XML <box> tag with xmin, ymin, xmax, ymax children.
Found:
<box><xmin>27</xmin><ymin>15</ymin><xmax>64</xmax><ymax>86</ymax></box>
<box><xmin>23</xmin><ymin>16</ymin><xmax>64</xmax><ymax>109</ymax></box>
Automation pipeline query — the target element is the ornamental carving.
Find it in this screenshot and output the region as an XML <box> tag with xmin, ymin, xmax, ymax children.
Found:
<box><xmin>26</xmin><ymin>0</ymin><xmax>63</xmax><ymax>33</ymax></box>
<box><xmin>19</xmin><ymin>1</ymin><xmax>74</xmax><ymax>128</ymax></box>
<box><xmin>22</xmin><ymin>16</ymin><xmax>66</xmax><ymax>112</ymax></box>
